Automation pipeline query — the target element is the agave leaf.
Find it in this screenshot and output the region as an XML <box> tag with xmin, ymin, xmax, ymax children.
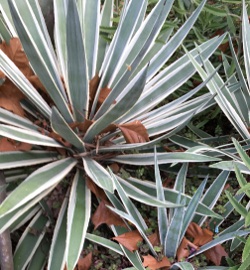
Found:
<box><xmin>47</xmin><ymin>196</ymin><xmax>68</xmax><ymax>270</ymax></box>
<box><xmin>109</xmin><ymin>170</ymin><xmax>148</xmax><ymax>230</ymax></box>
<box><xmin>122</xmin><ymin>177</ymin><xmax>222</xmax><ymax>219</ymax></box>
<box><xmin>111</xmin><ymin>226</ymin><xmax>145</xmax><ymax>270</ymax></box>
<box><xmin>66</xmin><ymin>0</ymin><xmax>89</xmax><ymax>121</ymax></box>
<box><xmin>27</xmin><ymin>236</ymin><xmax>50</xmax><ymax>270</ymax></box>
<box><xmin>225</xmin><ymin>190</ymin><xmax>247</xmax><ymax>218</ymax></box>
<box><xmin>180</xmin><ymin>178</ymin><xmax>207</xmax><ymax>240</ymax></box>
<box><xmin>53</xmin><ymin>0</ymin><xmax>67</xmax><ymax>80</ymax></box>
<box><xmin>164</xmin><ymin>197</ymin><xmax>185</xmax><ymax>258</ymax></box>
<box><xmin>118</xmin><ymin>36</ymin><xmax>225</xmax><ymax>124</ymax></box>
<box><xmin>0</xmin><ymin>107</ymin><xmax>40</xmax><ymax>131</ymax></box>
<box><xmin>189</xmin><ymin>230</ymin><xmax>250</xmax><ymax>258</ymax></box>
<box><xmin>84</xmin><ymin>64</ymin><xmax>148</xmax><ymax>142</ymax></box>
<box><xmin>13</xmin><ymin>210</ymin><xmax>50</xmax><ymax>270</ymax></box>
<box><xmin>82</xmin><ymin>157</ymin><xmax>114</xmax><ymax>193</ymax></box>
<box><xmin>0</xmin><ymin>0</ymin><xmax>15</xmax><ymax>36</ymax></box>
<box><xmin>51</xmin><ymin>107</ymin><xmax>85</xmax><ymax>151</ymax></box>
<box><xmin>10</xmin><ymin>205</ymin><xmax>40</xmax><ymax>232</ymax></box>
<box><xmin>232</xmin><ymin>138</ymin><xmax>250</xmax><ymax>171</ymax></box>
<box><xmin>147</xmin><ymin>0</ymin><xmax>207</xmax><ymax>80</ymax></box>
<box><xmin>96</xmin><ymin>0</ymin><xmax>146</xmax><ymax>91</ymax></box>
<box><xmin>117</xmin><ymin>176</ymin><xmax>182</xmax><ymax>208</ymax></box>
<box><xmin>0</xmin><ymin>184</ymin><xmax>56</xmax><ymax>234</ymax></box>
<box><xmin>172</xmin><ymin>262</ymin><xmax>195</xmax><ymax>270</ymax></box>
<box><xmin>66</xmin><ymin>170</ymin><xmax>91</xmax><ymax>270</ymax></box>
<box><xmin>0</xmin><ymin>158</ymin><xmax>77</xmax><ymax>217</ymax></box>
<box><xmin>0</xmin><ymin>124</ymin><xmax>63</xmax><ymax>148</ymax></box>
<box><xmin>110</xmin><ymin>152</ymin><xmax>220</xmax><ymax>165</ymax></box>
<box><xmin>0</xmin><ymin>13</ymin><xmax>12</xmax><ymax>42</ymax></box>
<box><xmin>193</xmin><ymin>170</ymin><xmax>230</xmax><ymax>225</ymax></box>
<box><xmin>210</xmin><ymin>161</ymin><xmax>250</xmax><ymax>174</ymax></box>
<box><xmin>242</xmin><ymin>0</ymin><xmax>250</xmax><ymax>89</ymax></box>
<box><xmin>95</xmin><ymin>0</ymin><xmax>174</xmax><ymax>118</ymax></box>
<box><xmin>0</xmin><ymin>50</ymin><xmax>51</xmax><ymax>118</ymax></box>
<box><xmin>86</xmin><ymin>233</ymin><xmax>123</xmax><ymax>256</ymax></box>
<box><xmin>0</xmin><ymin>151</ymin><xmax>58</xmax><ymax>170</ymax></box>
<box><xmin>174</xmin><ymin>163</ymin><xmax>188</xmax><ymax>194</ymax></box>
<box><xmin>79</xmin><ymin>0</ymin><xmax>99</xmax><ymax>78</ymax></box>
<box><xmin>96</xmin><ymin>0</ymin><xmax>113</xmax><ymax>71</ymax></box>
<box><xmin>7</xmin><ymin>0</ymin><xmax>73</xmax><ymax>122</ymax></box>
<box><xmin>107</xmin><ymin>206</ymin><xmax>157</xmax><ymax>257</ymax></box>
<box><xmin>154</xmin><ymin>148</ymin><xmax>168</xmax><ymax>246</ymax></box>
<box><xmin>110</xmin><ymin>0</ymin><xmax>174</xmax><ymax>88</ymax></box>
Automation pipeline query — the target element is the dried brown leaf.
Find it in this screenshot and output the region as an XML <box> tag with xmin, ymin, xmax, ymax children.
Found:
<box><xmin>89</xmin><ymin>74</ymin><xmax>100</xmax><ymax>103</ymax></box>
<box><xmin>91</xmin><ymin>200</ymin><xmax>126</xmax><ymax>229</ymax></box>
<box><xmin>204</xmin><ymin>244</ymin><xmax>228</xmax><ymax>266</ymax></box>
<box><xmin>118</xmin><ymin>120</ymin><xmax>149</xmax><ymax>143</ymax></box>
<box><xmin>86</xmin><ymin>177</ymin><xmax>107</xmax><ymax>202</ymax></box>
<box><xmin>77</xmin><ymin>252</ymin><xmax>92</xmax><ymax>270</ymax></box>
<box><xmin>186</xmin><ymin>222</ymin><xmax>213</xmax><ymax>246</ymax></box>
<box><xmin>142</xmin><ymin>254</ymin><xmax>170</xmax><ymax>270</ymax></box>
<box><xmin>0</xmin><ymin>137</ymin><xmax>31</xmax><ymax>152</ymax></box>
<box><xmin>97</xmin><ymin>86</ymin><xmax>112</xmax><ymax>109</ymax></box>
<box><xmin>113</xmin><ymin>230</ymin><xmax>143</xmax><ymax>252</ymax></box>
<box><xmin>148</xmin><ymin>232</ymin><xmax>160</xmax><ymax>247</ymax></box>
<box><xmin>177</xmin><ymin>237</ymin><xmax>198</xmax><ymax>262</ymax></box>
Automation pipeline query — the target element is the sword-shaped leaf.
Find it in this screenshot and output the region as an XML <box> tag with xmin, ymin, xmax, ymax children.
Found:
<box><xmin>65</xmin><ymin>170</ymin><xmax>91</xmax><ymax>270</ymax></box>
<box><xmin>0</xmin><ymin>158</ymin><xmax>77</xmax><ymax>217</ymax></box>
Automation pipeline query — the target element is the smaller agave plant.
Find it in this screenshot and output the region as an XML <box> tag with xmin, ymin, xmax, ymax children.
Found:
<box><xmin>89</xmin><ymin>148</ymin><xmax>249</xmax><ymax>270</ymax></box>
<box><xmin>0</xmin><ymin>0</ymin><xmax>230</xmax><ymax>269</ymax></box>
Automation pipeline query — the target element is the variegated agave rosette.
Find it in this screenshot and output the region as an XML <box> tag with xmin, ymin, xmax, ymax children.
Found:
<box><xmin>0</xmin><ymin>0</ymin><xmax>230</xmax><ymax>269</ymax></box>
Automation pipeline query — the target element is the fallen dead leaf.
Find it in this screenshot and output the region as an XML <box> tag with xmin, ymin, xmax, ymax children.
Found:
<box><xmin>118</xmin><ymin>120</ymin><xmax>149</xmax><ymax>143</ymax></box>
<box><xmin>186</xmin><ymin>222</ymin><xmax>213</xmax><ymax>246</ymax></box>
<box><xmin>204</xmin><ymin>244</ymin><xmax>228</xmax><ymax>266</ymax></box>
<box><xmin>91</xmin><ymin>200</ymin><xmax>126</xmax><ymax>229</ymax></box>
<box><xmin>177</xmin><ymin>237</ymin><xmax>198</xmax><ymax>262</ymax></box>
<box><xmin>148</xmin><ymin>232</ymin><xmax>160</xmax><ymax>247</ymax></box>
<box><xmin>77</xmin><ymin>252</ymin><xmax>92</xmax><ymax>270</ymax></box>
<box><xmin>86</xmin><ymin>177</ymin><xmax>107</xmax><ymax>202</ymax></box>
<box><xmin>0</xmin><ymin>137</ymin><xmax>31</xmax><ymax>152</ymax></box>
<box><xmin>113</xmin><ymin>230</ymin><xmax>143</xmax><ymax>252</ymax></box>
<box><xmin>142</xmin><ymin>254</ymin><xmax>170</xmax><ymax>270</ymax></box>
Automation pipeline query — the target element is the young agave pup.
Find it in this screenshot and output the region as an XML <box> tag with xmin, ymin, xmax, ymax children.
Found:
<box><xmin>0</xmin><ymin>0</ymin><xmax>231</xmax><ymax>268</ymax></box>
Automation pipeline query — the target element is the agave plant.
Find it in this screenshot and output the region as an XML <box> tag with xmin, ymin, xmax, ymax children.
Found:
<box><xmin>0</xmin><ymin>0</ymin><xmax>228</xmax><ymax>269</ymax></box>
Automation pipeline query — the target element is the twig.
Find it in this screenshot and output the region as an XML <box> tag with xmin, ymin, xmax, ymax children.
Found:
<box><xmin>0</xmin><ymin>171</ymin><xmax>14</xmax><ymax>270</ymax></box>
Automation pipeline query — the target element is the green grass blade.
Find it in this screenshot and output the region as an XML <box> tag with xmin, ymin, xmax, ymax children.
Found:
<box><xmin>0</xmin><ymin>158</ymin><xmax>76</xmax><ymax>217</ymax></box>
<box><xmin>66</xmin><ymin>170</ymin><xmax>91</xmax><ymax>270</ymax></box>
